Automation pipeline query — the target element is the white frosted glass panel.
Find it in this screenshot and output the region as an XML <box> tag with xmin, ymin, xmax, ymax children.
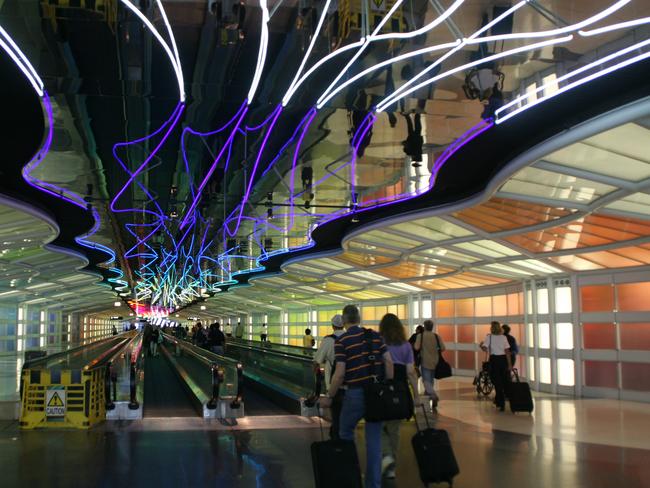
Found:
<box><xmin>554</xmin><ymin>287</ymin><xmax>572</xmax><ymax>313</ymax></box>
<box><xmin>557</xmin><ymin>359</ymin><xmax>575</xmax><ymax>386</ymax></box>
<box><xmin>412</xmin><ymin>300</ymin><xmax>420</xmax><ymax>320</ymax></box>
<box><xmin>540</xmin><ymin>357</ymin><xmax>551</xmax><ymax>384</ymax></box>
<box><xmin>422</xmin><ymin>299</ymin><xmax>432</xmax><ymax>319</ymax></box>
<box><xmin>556</xmin><ymin>322</ymin><xmax>574</xmax><ymax>350</ymax></box>
<box><xmin>528</xmin><ymin>356</ymin><xmax>535</xmax><ymax>381</ymax></box>
<box><xmin>526</xmin><ymin>289</ymin><xmax>533</xmax><ymax>314</ymax></box>
<box><xmin>537</xmin><ymin>288</ymin><xmax>549</xmax><ymax>314</ymax></box>
<box><xmin>539</xmin><ymin>323</ymin><xmax>550</xmax><ymax>349</ymax></box>
<box><xmin>527</xmin><ymin>323</ymin><xmax>534</xmax><ymax>347</ymax></box>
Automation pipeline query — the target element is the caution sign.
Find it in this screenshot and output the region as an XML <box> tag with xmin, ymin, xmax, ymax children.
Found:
<box><xmin>45</xmin><ymin>387</ymin><xmax>66</xmax><ymax>417</ymax></box>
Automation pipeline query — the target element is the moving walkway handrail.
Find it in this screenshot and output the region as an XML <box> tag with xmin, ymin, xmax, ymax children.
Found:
<box><xmin>221</xmin><ymin>338</ymin><xmax>324</xmax><ymax>406</ymax></box>
<box><xmin>83</xmin><ymin>333</ymin><xmax>138</xmax><ymax>411</ymax></box>
<box><xmin>163</xmin><ymin>333</ymin><xmax>243</xmax><ymax>410</ymax></box>
<box><xmin>229</xmin><ymin>337</ymin><xmax>315</xmax><ymax>357</ymax></box>
<box><xmin>23</xmin><ymin>333</ymin><xmax>131</xmax><ymax>370</ymax></box>
<box><xmin>129</xmin><ymin>334</ymin><xmax>144</xmax><ymax>409</ymax></box>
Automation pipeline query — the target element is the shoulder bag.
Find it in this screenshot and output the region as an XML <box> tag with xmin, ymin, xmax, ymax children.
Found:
<box><xmin>363</xmin><ymin>330</ymin><xmax>413</xmax><ymax>422</ymax></box>
<box><xmin>433</xmin><ymin>334</ymin><xmax>452</xmax><ymax>379</ymax></box>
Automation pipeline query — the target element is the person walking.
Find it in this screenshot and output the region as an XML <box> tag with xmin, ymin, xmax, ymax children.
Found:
<box><xmin>502</xmin><ymin>324</ymin><xmax>519</xmax><ymax>367</ymax></box>
<box><xmin>208</xmin><ymin>322</ymin><xmax>226</xmax><ymax>355</ymax></box>
<box><xmin>143</xmin><ymin>322</ymin><xmax>153</xmax><ymax>357</ymax></box>
<box><xmin>303</xmin><ymin>328</ymin><xmax>316</xmax><ymax>348</ymax></box>
<box><xmin>378</xmin><ymin>313</ymin><xmax>421</xmax><ymax>480</ymax></box>
<box><xmin>235</xmin><ymin>321</ymin><xmax>244</xmax><ymax>339</ymax></box>
<box><xmin>480</xmin><ymin>321</ymin><xmax>512</xmax><ymax>412</ymax></box>
<box><xmin>414</xmin><ymin>320</ymin><xmax>445</xmax><ymax>409</ymax></box>
<box><xmin>260</xmin><ymin>323</ymin><xmax>268</xmax><ymax>342</ymax></box>
<box><xmin>320</xmin><ymin>305</ymin><xmax>394</xmax><ymax>488</ymax></box>
<box><xmin>150</xmin><ymin>326</ymin><xmax>160</xmax><ymax>357</ymax></box>
<box><xmin>313</xmin><ymin>314</ymin><xmax>346</xmax><ymax>439</ymax></box>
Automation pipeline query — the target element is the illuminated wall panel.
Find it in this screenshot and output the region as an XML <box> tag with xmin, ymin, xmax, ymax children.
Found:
<box><xmin>584</xmin><ymin>360</ymin><xmax>618</xmax><ymax>389</ymax></box>
<box><xmin>457</xmin><ymin>351</ymin><xmax>476</xmax><ymax>370</ymax></box>
<box><xmin>616</xmin><ymin>282</ymin><xmax>650</xmax><ymax>312</ymax></box>
<box><xmin>580</xmin><ymin>285</ymin><xmax>614</xmax><ymax>312</ymax></box>
<box><xmin>619</xmin><ymin>323</ymin><xmax>650</xmax><ymax>350</ymax></box>
<box><xmin>582</xmin><ymin>323</ymin><xmax>617</xmax><ymax>349</ymax></box>
<box><xmin>621</xmin><ymin>363</ymin><xmax>650</xmax><ymax>391</ymax></box>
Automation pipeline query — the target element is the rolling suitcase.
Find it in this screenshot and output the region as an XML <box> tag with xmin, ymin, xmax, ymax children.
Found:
<box><xmin>508</xmin><ymin>368</ymin><xmax>534</xmax><ymax>414</ymax></box>
<box><xmin>412</xmin><ymin>406</ymin><xmax>459</xmax><ymax>486</ymax></box>
<box><xmin>311</xmin><ymin>408</ymin><xmax>362</xmax><ymax>488</ymax></box>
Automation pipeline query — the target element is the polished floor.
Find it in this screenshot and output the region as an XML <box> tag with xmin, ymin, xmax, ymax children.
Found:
<box><xmin>0</xmin><ymin>380</ymin><xmax>648</xmax><ymax>487</ymax></box>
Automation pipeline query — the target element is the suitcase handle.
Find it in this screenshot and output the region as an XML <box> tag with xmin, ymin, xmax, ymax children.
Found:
<box><xmin>413</xmin><ymin>404</ymin><xmax>431</xmax><ymax>432</ymax></box>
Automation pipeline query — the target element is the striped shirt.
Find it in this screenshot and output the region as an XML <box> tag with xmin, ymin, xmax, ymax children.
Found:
<box><xmin>335</xmin><ymin>326</ymin><xmax>387</xmax><ymax>386</ymax></box>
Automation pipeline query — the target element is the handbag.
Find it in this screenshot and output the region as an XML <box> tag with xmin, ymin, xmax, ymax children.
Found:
<box><xmin>363</xmin><ymin>330</ymin><xmax>413</xmax><ymax>422</ymax></box>
<box><xmin>433</xmin><ymin>334</ymin><xmax>452</xmax><ymax>379</ymax></box>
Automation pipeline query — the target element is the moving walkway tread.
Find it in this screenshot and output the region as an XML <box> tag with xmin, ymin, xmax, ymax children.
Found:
<box><xmin>143</xmin><ymin>351</ymin><xmax>198</xmax><ymax>417</ymax></box>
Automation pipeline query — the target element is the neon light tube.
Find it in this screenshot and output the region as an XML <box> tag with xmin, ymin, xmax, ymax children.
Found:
<box><xmin>316</xmin><ymin>0</ymin><xmax>405</xmax><ymax>106</ymax></box>
<box><xmin>0</xmin><ymin>26</ymin><xmax>44</xmax><ymax>96</ymax></box>
<box><xmin>283</xmin><ymin>0</ymin><xmax>333</xmax><ymax>103</ymax></box>
<box><xmin>282</xmin><ymin>40</ymin><xmax>364</xmax><ymax>106</ymax></box>
<box><xmin>466</xmin><ymin>0</ymin><xmax>632</xmax><ymax>45</ymax></box>
<box><xmin>155</xmin><ymin>0</ymin><xmax>184</xmax><ymax>91</ymax></box>
<box><xmin>119</xmin><ymin>0</ymin><xmax>185</xmax><ymax>101</ymax></box>
<box><xmin>247</xmin><ymin>0</ymin><xmax>270</xmax><ymax>103</ymax></box>
<box><xmin>579</xmin><ymin>16</ymin><xmax>650</xmax><ymax>36</ymax></box>
<box><xmin>372</xmin><ymin>0</ymin><xmax>465</xmax><ymax>41</ymax></box>
<box><xmin>496</xmin><ymin>45</ymin><xmax>650</xmax><ymax>124</ymax></box>
<box><xmin>316</xmin><ymin>40</ymin><xmax>460</xmax><ymax>109</ymax></box>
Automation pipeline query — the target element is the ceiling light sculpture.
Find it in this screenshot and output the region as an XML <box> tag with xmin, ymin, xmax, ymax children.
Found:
<box><xmin>7</xmin><ymin>0</ymin><xmax>646</xmax><ymax>311</ymax></box>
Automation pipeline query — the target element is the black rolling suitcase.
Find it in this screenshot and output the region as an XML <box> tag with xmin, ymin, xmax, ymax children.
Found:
<box><xmin>311</xmin><ymin>408</ymin><xmax>362</xmax><ymax>488</ymax></box>
<box><xmin>508</xmin><ymin>368</ymin><xmax>534</xmax><ymax>413</ymax></box>
<box><xmin>412</xmin><ymin>406</ymin><xmax>459</xmax><ymax>486</ymax></box>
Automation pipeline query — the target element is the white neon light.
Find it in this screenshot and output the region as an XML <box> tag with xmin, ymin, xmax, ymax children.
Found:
<box><xmin>156</xmin><ymin>0</ymin><xmax>184</xmax><ymax>92</ymax></box>
<box><xmin>372</xmin><ymin>0</ymin><xmax>465</xmax><ymax>42</ymax></box>
<box><xmin>283</xmin><ymin>0</ymin><xmax>333</xmax><ymax>105</ymax></box>
<box><xmin>316</xmin><ymin>0</ymin><xmax>405</xmax><ymax>106</ymax></box>
<box><xmin>465</xmin><ymin>0</ymin><xmax>632</xmax><ymax>45</ymax></box>
<box><xmin>316</xmin><ymin>40</ymin><xmax>461</xmax><ymax>109</ymax></box>
<box><xmin>377</xmin><ymin>1</ymin><xmax>527</xmax><ymax>112</ymax></box>
<box><xmin>0</xmin><ymin>26</ymin><xmax>44</xmax><ymax>96</ymax></box>
<box><xmin>119</xmin><ymin>0</ymin><xmax>185</xmax><ymax>102</ymax></box>
<box><xmin>282</xmin><ymin>40</ymin><xmax>365</xmax><ymax>106</ymax></box>
<box><xmin>285</xmin><ymin>0</ymin><xmax>465</xmax><ymax>106</ymax></box>
<box><xmin>579</xmin><ymin>16</ymin><xmax>650</xmax><ymax>36</ymax></box>
<box><xmin>378</xmin><ymin>35</ymin><xmax>573</xmax><ymax>113</ymax></box>
<box><xmin>247</xmin><ymin>0</ymin><xmax>270</xmax><ymax>103</ymax></box>
<box><xmin>496</xmin><ymin>38</ymin><xmax>650</xmax><ymax>124</ymax></box>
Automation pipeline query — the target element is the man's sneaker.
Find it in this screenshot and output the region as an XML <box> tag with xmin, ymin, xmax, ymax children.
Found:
<box><xmin>381</xmin><ymin>455</ymin><xmax>395</xmax><ymax>474</ymax></box>
<box><xmin>385</xmin><ymin>467</ymin><xmax>396</xmax><ymax>479</ymax></box>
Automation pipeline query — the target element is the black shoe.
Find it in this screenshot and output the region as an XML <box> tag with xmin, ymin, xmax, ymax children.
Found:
<box><xmin>498</xmin><ymin>406</ymin><xmax>505</xmax><ymax>412</ymax></box>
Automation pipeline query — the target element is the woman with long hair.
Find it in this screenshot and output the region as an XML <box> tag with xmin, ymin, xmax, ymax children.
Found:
<box><xmin>480</xmin><ymin>321</ymin><xmax>512</xmax><ymax>411</ymax></box>
<box><xmin>378</xmin><ymin>313</ymin><xmax>421</xmax><ymax>480</ymax></box>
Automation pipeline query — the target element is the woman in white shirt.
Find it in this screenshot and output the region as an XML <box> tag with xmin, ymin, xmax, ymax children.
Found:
<box><xmin>480</xmin><ymin>321</ymin><xmax>512</xmax><ymax>412</ymax></box>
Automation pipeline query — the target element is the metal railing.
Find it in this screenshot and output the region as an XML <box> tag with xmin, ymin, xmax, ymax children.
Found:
<box><xmin>162</xmin><ymin>333</ymin><xmax>243</xmax><ymax>413</ymax></box>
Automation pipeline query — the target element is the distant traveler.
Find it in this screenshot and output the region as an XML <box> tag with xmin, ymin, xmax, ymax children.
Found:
<box><xmin>150</xmin><ymin>327</ymin><xmax>160</xmax><ymax>357</ymax></box>
<box><xmin>143</xmin><ymin>322</ymin><xmax>153</xmax><ymax>357</ymax></box>
<box><xmin>313</xmin><ymin>314</ymin><xmax>345</xmax><ymax>439</ymax></box>
<box><xmin>112</xmin><ymin>325</ymin><xmax>118</xmax><ymax>336</ymax></box>
<box><xmin>379</xmin><ymin>313</ymin><xmax>421</xmax><ymax>480</ymax></box>
<box><xmin>303</xmin><ymin>328</ymin><xmax>315</xmax><ymax>348</ymax></box>
<box><xmin>208</xmin><ymin>322</ymin><xmax>226</xmax><ymax>355</ymax></box>
<box><xmin>225</xmin><ymin>322</ymin><xmax>233</xmax><ymax>337</ymax></box>
<box><xmin>408</xmin><ymin>324</ymin><xmax>424</xmax><ymax>372</ymax></box>
<box><xmin>502</xmin><ymin>324</ymin><xmax>519</xmax><ymax>367</ymax></box>
<box><xmin>414</xmin><ymin>320</ymin><xmax>445</xmax><ymax>409</ymax></box>
<box><xmin>235</xmin><ymin>321</ymin><xmax>244</xmax><ymax>339</ymax></box>
<box><xmin>260</xmin><ymin>323</ymin><xmax>268</xmax><ymax>342</ymax></box>
<box><xmin>320</xmin><ymin>304</ymin><xmax>394</xmax><ymax>488</ymax></box>
<box><xmin>194</xmin><ymin>322</ymin><xmax>207</xmax><ymax>348</ymax></box>
<box><xmin>480</xmin><ymin>321</ymin><xmax>512</xmax><ymax>412</ymax></box>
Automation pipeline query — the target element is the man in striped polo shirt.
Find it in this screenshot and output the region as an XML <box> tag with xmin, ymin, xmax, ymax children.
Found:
<box><xmin>321</xmin><ymin>304</ymin><xmax>394</xmax><ymax>488</ymax></box>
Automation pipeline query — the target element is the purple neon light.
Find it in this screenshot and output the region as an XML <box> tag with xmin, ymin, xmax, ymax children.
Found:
<box><xmin>179</xmin><ymin>101</ymin><xmax>249</xmax><ymax>230</ymax></box>
<box><xmin>224</xmin><ymin>103</ymin><xmax>283</xmax><ymax>237</ymax></box>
